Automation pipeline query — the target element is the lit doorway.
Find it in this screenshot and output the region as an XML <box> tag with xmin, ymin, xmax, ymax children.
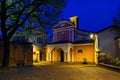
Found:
<box><xmin>51</xmin><ymin>48</ymin><xmax>64</xmax><ymax>62</ymax></box>
<box><xmin>60</xmin><ymin>50</ymin><xmax>64</xmax><ymax>62</ymax></box>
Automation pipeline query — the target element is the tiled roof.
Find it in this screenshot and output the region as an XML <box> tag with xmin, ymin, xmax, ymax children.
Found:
<box><xmin>48</xmin><ymin>40</ymin><xmax>93</xmax><ymax>44</ymax></box>
<box><xmin>48</xmin><ymin>40</ymin><xmax>73</xmax><ymax>44</ymax></box>
<box><xmin>74</xmin><ymin>40</ymin><xmax>93</xmax><ymax>44</ymax></box>
<box><xmin>115</xmin><ymin>36</ymin><xmax>120</xmax><ymax>39</ymax></box>
<box><xmin>11</xmin><ymin>36</ymin><xmax>32</xmax><ymax>44</ymax></box>
<box><xmin>96</xmin><ymin>25</ymin><xmax>120</xmax><ymax>33</ymax></box>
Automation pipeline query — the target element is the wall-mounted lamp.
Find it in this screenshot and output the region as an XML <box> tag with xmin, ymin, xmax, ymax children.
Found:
<box><xmin>90</xmin><ymin>33</ymin><xmax>100</xmax><ymax>64</ymax></box>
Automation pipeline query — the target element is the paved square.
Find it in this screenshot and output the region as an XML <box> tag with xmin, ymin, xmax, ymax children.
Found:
<box><xmin>0</xmin><ymin>62</ymin><xmax>120</xmax><ymax>80</ymax></box>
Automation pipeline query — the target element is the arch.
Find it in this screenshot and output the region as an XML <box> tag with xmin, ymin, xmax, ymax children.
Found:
<box><xmin>60</xmin><ymin>50</ymin><xmax>64</xmax><ymax>62</ymax></box>
<box><xmin>40</xmin><ymin>51</ymin><xmax>42</xmax><ymax>61</ymax></box>
<box><xmin>39</xmin><ymin>48</ymin><xmax>46</xmax><ymax>61</ymax></box>
<box><xmin>51</xmin><ymin>47</ymin><xmax>64</xmax><ymax>62</ymax></box>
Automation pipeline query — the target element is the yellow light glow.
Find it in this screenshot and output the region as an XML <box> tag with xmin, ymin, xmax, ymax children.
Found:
<box><xmin>33</xmin><ymin>50</ymin><xmax>40</xmax><ymax>62</ymax></box>
<box><xmin>90</xmin><ymin>33</ymin><xmax>94</xmax><ymax>39</ymax></box>
<box><xmin>32</xmin><ymin>44</ymin><xmax>40</xmax><ymax>62</ymax></box>
<box><xmin>89</xmin><ymin>33</ymin><xmax>99</xmax><ymax>64</ymax></box>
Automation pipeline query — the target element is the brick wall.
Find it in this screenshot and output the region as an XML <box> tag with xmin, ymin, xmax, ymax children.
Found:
<box><xmin>0</xmin><ymin>40</ymin><xmax>33</xmax><ymax>67</ymax></box>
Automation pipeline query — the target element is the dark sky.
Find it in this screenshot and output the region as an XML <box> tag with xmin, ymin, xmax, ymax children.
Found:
<box><xmin>62</xmin><ymin>0</ymin><xmax>120</xmax><ymax>32</ymax></box>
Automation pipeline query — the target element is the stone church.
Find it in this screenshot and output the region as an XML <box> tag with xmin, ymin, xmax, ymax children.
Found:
<box><xmin>0</xmin><ymin>16</ymin><xmax>98</xmax><ymax>67</ymax></box>
<box><xmin>46</xmin><ymin>16</ymin><xmax>96</xmax><ymax>63</ymax></box>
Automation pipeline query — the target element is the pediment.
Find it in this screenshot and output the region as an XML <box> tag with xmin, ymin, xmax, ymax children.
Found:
<box><xmin>53</xmin><ymin>20</ymin><xmax>74</xmax><ymax>29</ymax></box>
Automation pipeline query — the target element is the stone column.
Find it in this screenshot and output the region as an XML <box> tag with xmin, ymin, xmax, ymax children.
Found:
<box><xmin>67</xmin><ymin>50</ymin><xmax>70</xmax><ymax>62</ymax></box>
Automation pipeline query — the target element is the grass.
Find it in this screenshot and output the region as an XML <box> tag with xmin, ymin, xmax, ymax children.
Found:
<box><xmin>0</xmin><ymin>67</ymin><xmax>17</xmax><ymax>72</ymax></box>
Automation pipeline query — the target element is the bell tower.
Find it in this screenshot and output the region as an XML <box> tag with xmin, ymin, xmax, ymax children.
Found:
<box><xmin>70</xmin><ymin>16</ymin><xmax>79</xmax><ymax>28</ymax></box>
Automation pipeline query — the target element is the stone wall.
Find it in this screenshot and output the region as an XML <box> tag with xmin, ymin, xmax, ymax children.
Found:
<box><xmin>0</xmin><ymin>40</ymin><xmax>33</xmax><ymax>67</ymax></box>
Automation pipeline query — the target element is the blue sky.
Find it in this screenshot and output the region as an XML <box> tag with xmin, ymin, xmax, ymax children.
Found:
<box><xmin>63</xmin><ymin>0</ymin><xmax>120</xmax><ymax>32</ymax></box>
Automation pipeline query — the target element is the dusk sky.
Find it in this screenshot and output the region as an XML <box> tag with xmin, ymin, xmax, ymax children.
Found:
<box><xmin>62</xmin><ymin>0</ymin><xmax>120</xmax><ymax>32</ymax></box>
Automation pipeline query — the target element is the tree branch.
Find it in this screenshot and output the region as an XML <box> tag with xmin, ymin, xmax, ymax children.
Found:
<box><xmin>8</xmin><ymin>4</ymin><xmax>39</xmax><ymax>39</ymax></box>
<box><xmin>6</xmin><ymin>2</ymin><xmax>34</xmax><ymax>31</ymax></box>
<box><xmin>6</xmin><ymin>0</ymin><xmax>23</xmax><ymax>9</ymax></box>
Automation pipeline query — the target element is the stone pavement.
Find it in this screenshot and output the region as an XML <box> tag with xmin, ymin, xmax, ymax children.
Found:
<box><xmin>0</xmin><ymin>62</ymin><xmax>120</xmax><ymax>80</ymax></box>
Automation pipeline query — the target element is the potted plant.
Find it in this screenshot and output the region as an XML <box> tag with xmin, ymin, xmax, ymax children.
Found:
<box><xmin>82</xmin><ymin>57</ymin><xmax>87</xmax><ymax>64</ymax></box>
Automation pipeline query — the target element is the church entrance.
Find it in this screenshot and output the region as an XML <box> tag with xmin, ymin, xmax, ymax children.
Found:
<box><xmin>60</xmin><ymin>50</ymin><xmax>64</xmax><ymax>62</ymax></box>
<box><xmin>40</xmin><ymin>51</ymin><xmax>42</xmax><ymax>61</ymax></box>
<box><xmin>51</xmin><ymin>47</ymin><xmax>64</xmax><ymax>62</ymax></box>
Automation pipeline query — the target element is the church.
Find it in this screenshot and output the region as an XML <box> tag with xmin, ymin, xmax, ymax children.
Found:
<box><xmin>45</xmin><ymin>16</ymin><xmax>96</xmax><ymax>63</ymax></box>
<box><xmin>1</xmin><ymin>16</ymin><xmax>120</xmax><ymax>67</ymax></box>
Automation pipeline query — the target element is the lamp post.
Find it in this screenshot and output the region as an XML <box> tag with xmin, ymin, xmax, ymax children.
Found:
<box><xmin>90</xmin><ymin>33</ymin><xmax>100</xmax><ymax>64</ymax></box>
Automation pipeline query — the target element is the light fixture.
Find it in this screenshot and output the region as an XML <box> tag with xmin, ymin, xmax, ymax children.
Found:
<box><xmin>90</xmin><ymin>33</ymin><xmax>94</xmax><ymax>39</ymax></box>
<box><xmin>89</xmin><ymin>33</ymin><xmax>100</xmax><ymax>64</ymax></box>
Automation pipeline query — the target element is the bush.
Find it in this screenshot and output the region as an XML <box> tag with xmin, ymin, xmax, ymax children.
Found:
<box><xmin>113</xmin><ymin>58</ymin><xmax>120</xmax><ymax>66</ymax></box>
<box><xmin>82</xmin><ymin>57</ymin><xmax>87</xmax><ymax>64</ymax></box>
<box><xmin>104</xmin><ymin>57</ymin><xmax>120</xmax><ymax>67</ymax></box>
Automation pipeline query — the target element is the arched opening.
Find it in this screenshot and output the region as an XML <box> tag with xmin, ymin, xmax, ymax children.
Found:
<box><xmin>33</xmin><ymin>44</ymin><xmax>46</xmax><ymax>63</ymax></box>
<box><xmin>39</xmin><ymin>49</ymin><xmax>46</xmax><ymax>61</ymax></box>
<box><xmin>51</xmin><ymin>47</ymin><xmax>64</xmax><ymax>62</ymax></box>
<box><xmin>40</xmin><ymin>51</ymin><xmax>42</xmax><ymax>61</ymax></box>
<box><xmin>60</xmin><ymin>50</ymin><xmax>64</xmax><ymax>62</ymax></box>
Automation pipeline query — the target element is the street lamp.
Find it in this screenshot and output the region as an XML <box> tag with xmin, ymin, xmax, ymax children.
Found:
<box><xmin>90</xmin><ymin>33</ymin><xmax>100</xmax><ymax>64</ymax></box>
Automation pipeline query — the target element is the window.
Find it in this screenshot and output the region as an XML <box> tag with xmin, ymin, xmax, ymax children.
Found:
<box><xmin>38</xmin><ymin>37</ymin><xmax>43</xmax><ymax>43</ymax></box>
<box><xmin>61</xmin><ymin>32</ymin><xmax>65</xmax><ymax>40</ymax></box>
<box><xmin>60</xmin><ymin>23</ymin><xmax>65</xmax><ymax>27</ymax></box>
<box><xmin>37</xmin><ymin>38</ymin><xmax>39</xmax><ymax>43</ymax></box>
<box><xmin>82</xmin><ymin>37</ymin><xmax>86</xmax><ymax>40</ymax></box>
<box><xmin>78</xmin><ymin>49</ymin><xmax>83</xmax><ymax>53</ymax></box>
<box><xmin>34</xmin><ymin>41</ymin><xmax>35</xmax><ymax>43</ymax></box>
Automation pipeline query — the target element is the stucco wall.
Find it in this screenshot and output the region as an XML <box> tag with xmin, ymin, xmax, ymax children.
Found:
<box><xmin>74</xmin><ymin>44</ymin><xmax>94</xmax><ymax>62</ymax></box>
<box><xmin>97</xmin><ymin>29</ymin><xmax>118</xmax><ymax>59</ymax></box>
<box><xmin>46</xmin><ymin>43</ymin><xmax>94</xmax><ymax>63</ymax></box>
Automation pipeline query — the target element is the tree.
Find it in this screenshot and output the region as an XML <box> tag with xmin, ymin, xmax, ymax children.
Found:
<box><xmin>0</xmin><ymin>0</ymin><xmax>67</xmax><ymax>68</ymax></box>
<box><xmin>111</xmin><ymin>7</ymin><xmax>120</xmax><ymax>35</ymax></box>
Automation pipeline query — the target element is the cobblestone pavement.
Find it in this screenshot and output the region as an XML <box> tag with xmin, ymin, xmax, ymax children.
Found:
<box><xmin>0</xmin><ymin>62</ymin><xmax>120</xmax><ymax>80</ymax></box>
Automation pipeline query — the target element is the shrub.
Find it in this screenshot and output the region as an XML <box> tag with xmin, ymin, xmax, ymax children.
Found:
<box><xmin>113</xmin><ymin>58</ymin><xmax>120</xmax><ymax>66</ymax></box>
<box><xmin>82</xmin><ymin>57</ymin><xmax>87</xmax><ymax>64</ymax></box>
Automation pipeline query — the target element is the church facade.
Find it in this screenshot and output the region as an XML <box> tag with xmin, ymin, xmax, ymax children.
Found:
<box><xmin>46</xmin><ymin>16</ymin><xmax>97</xmax><ymax>63</ymax></box>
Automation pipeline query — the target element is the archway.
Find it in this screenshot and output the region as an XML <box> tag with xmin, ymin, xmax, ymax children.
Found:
<box><xmin>51</xmin><ymin>47</ymin><xmax>64</xmax><ymax>62</ymax></box>
<box><xmin>60</xmin><ymin>50</ymin><xmax>64</xmax><ymax>62</ymax></box>
<box><xmin>40</xmin><ymin>51</ymin><xmax>42</xmax><ymax>61</ymax></box>
<box><xmin>39</xmin><ymin>49</ymin><xmax>46</xmax><ymax>61</ymax></box>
